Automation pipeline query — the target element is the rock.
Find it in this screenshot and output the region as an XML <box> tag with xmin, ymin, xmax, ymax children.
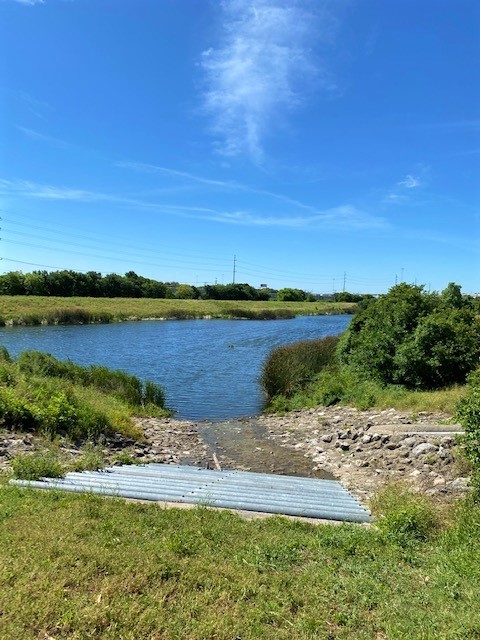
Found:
<box><xmin>339</xmin><ymin>442</ymin><xmax>350</xmax><ymax>452</ymax></box>
<box><xmin>361</xmin><ymin>434</ymin><xmax>372</xmax><ymax>445</ymax></box>
<box><xmin>400</xmin><ymin>437</ymin><xmax>417</xmax><ymax>447</ymax></box>
<box><xmin>440</xmin><ymin>436</ymin><xmax>456</xmax><ymax>448</ymax></box>
<box><xmin>411</xmin><ymin>443</ymin><xmax>438</xmax><ymax>458</ymax></box>
<box><xmin>446</xmin><ymin>477</ymin><xmax>470</xmax><ymax>492</ymax></box>
<box><xmin>433</xmin><ymin>476</ymin><xmax>446</xmax><ymax>486</ymax></box>
<box><xmin>321</xmin><ymin>433</ymin><xmax>333</xmax><ymax>443</ymax></box>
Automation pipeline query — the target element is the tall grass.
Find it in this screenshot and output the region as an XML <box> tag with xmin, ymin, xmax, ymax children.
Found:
<box><xmin>261</xmin><ymin>335</ymin><xmax>340</xmax><ymax>400</ymax></box>
<box><xmin>0</xmin><ymin>347</ymin><xmax>167</xmax><ymax>442</ymax></box>
<box><xmin>267</xmin><ymin>365</ymin><xmax>466</xmax><ymax>414</ymax></box>
<box><xmin>17</xmin><ymin>350</ymin><xmax>165</xmax><ymax>408</ymax></box>
<box><xmin>0</xmin><ymin>295</ymin><xmax>355</xmax><ymax>326</ymax></box>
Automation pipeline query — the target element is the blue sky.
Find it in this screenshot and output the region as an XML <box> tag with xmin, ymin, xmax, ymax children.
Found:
<box><xmin>0</xmin><ymin>0</ymin><xmax>478</xmax><ymax>294</ymax></box>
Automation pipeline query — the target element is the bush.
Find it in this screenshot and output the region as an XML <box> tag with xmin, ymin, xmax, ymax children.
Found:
<box><xmin>262</xmin><ymin>335</ymin><xmax>339</xmax><ymax>400</ymax></box>
<box><xmin>18</xmin><ymin>350</ymin><xmax>166</xmax><ymax>409</ymax></box>
<box><xmin>372</xmin><ymin>485</ymin><xmax>439</xmax><ymax>545</ymax></box>
<box><xmin>0</xmin><ymin>387</ymin><xmax>36</xmax><ymax>431</ymax></box>
<box><xmin>11</xmin><ymin>451</ymin><xmax>64</xmax><ymax>480</ymax></box>
<box><xmin>339</xmin><ymin>283</ymin><xmax>480</xmax><ymax>389</ymax></box>
<box><xmin>456</xmin><ymin>369</ymin><xmax>480</xmax><ymax>493</ymax></box>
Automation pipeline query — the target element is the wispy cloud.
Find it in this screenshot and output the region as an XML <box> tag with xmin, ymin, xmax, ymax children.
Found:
<box><xmin>1</xmin><ymin>175</ymin><xmax>389</xmax><ymax>231</ymax></box>
<box><xmin>16</xmin><ymin>125</ymin><xmax>68</xmax><ymax>147</ymax></box>
<box><xmin>397</xmin><ymin>174</ymin><xmax>421</xmax><ymax>189</ymax></box>
<box><xmin>10</xmin><ymin>0</ymin><xmax>45</xmax><ymax>5</ymax></box>
<box><xmin>200</xmin><ymin>0</ymin><xmax>336</xmax><ymax>162</ymax></box>
<box><xmin>202</xmin><ymin>205</ymin><xmax>389</xmax><ymax>230</ymax></box>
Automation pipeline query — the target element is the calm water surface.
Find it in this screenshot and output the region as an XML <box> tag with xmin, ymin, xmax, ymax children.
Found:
<box><xmin>0</xmin><ymin>315</ymin><xmax>351</xmax><ymax>421</ymax></box>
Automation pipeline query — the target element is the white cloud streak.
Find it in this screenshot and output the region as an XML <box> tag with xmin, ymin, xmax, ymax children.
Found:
<box><xmin>16</xmin><ymin>126</ymin><xmax>68</xmax><ymax>147</ymax></box>
<box><xmin>398</xmin><ymin>174</ymin><xmax>421</xmax><ymax>189</ymax></box>
<box><xmin>201</xmin><ymin>0</ymin><xmax>334</xmax><ymax>162</ymax></box>
<box><xmin>11</xmin><ymin>0</ymin><xmax>45</xmax><ymax>5</ymax></box>
<box><xmin>1</xmin><ymin>176</ymin><xmax>389</xmax><ymax>231</ymax></box>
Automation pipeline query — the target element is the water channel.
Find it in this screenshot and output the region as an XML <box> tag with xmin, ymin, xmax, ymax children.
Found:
<box><xmin>1</xmin><ymin>315</ymin><xmax>351</xmax><ymax>477</ymax></box>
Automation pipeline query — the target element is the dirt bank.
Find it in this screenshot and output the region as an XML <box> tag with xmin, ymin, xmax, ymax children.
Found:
<box><xmin>1</xmin><ymin>407</ymin><xmax>470</xmax><ymax>502</ymax></box>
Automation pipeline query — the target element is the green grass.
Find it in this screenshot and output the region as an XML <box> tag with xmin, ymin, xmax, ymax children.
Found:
<box><xmin>0</xmin><ymin>295</ymin><xmax>356</xmax><ymax>326</ymax></box>
<box><xmin>0</xmin><ymin>348</ymin><xmax>167</xmax><ymax>442</ymax></box>
<box><xmin>266</xmin><ymin>366</ymin><xmax>466</xmax><ymax>415</ymax></box>
<box><xmin>0</xmin><ymin>481</ymin><xmax>479</xmax><ymax>639</ymax></box>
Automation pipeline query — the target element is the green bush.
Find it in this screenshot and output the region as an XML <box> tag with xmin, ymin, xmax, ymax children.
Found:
<box><xmin>11</xmin><ymin>451</ymin><xmax>64</xmax><ymax>480</ymax></box>
<box><xmin>456</xmin><ymin>369</ymin><xmax>480</xmax><ymax>493</ymax></box>
<box><xmin>0</xmin><ymin>387</ymin><xmax>36</xmax><ymax>431</ymax></box>
<box><xmin>339</xmin><ymin>283</ymin><xmax>480</xmax><ymax>389</ymax></box>
<box><xmin>262</xmin><ymin>335</ymin><xmax>339</xmax><ymax>400</ymax></box>
<box><xmin>18</xmin><ymin>350</ymin><xmax>166</xmax><ymax>409</ymax></box>
<box><xmin>372</xmin><ymin>485</ymin><xmax>439</xmax><ymax>545</ymax></box>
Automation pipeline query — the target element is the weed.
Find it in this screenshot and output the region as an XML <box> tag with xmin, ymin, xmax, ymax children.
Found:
<box><xmin>10</xmin><ymin>450</ymin><xmax>64</xmax><ymax>480</ymax></box>
<box><xmin>70</xmin><ymin>442</ymin><xmax>105</xmax><ymax>472</ymax></box>
<box><xmin>371</xmin><ymin>484</ymin><xmax>440</xmax><ymax>545</ymax></box>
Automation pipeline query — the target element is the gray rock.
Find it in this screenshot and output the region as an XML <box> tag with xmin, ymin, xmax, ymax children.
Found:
<box><xmin>361</xmin><ymin>434</ymin><xmax>372</xmax><ymax>445</ymax></box>
<box><xmin>447</xmin><ymin>477</ymin><xmax>470</xmax><ymax>492</ymax></box>
<box><xmin>411</xmin><ymin>443</ymin><xmax>438</xmax><ymax>458</ymax></box>
<box><xmin>401</xmin><ymin>437</ymin><xmax>417</xmax><ymax>447</ymax></box>
<box><xmin>339</xmin><ymin>442</ymin><xmax>350</xmax><ymax>452</ymax></box>
<box><xmin>321</xmin><ymin>433</ymin><xmax>333</xmax><ymax>443</ymax></box>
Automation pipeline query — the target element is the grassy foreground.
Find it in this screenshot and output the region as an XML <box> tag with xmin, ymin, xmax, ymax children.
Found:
<box><xmin>0</xmin><ymin>482</ymin><xmax>479</xmax><ymax>640</ymax></box>
<box><xmin>0</xmin><ymin>296</ymin><xmax>355</xmax><ymax>326</ymax></box>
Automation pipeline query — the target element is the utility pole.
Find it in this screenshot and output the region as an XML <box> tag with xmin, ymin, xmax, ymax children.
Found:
<box><xmin>333</xmin><ymin>278</ymin><xmax>336</xmax><ymax>294</ymax></box>
<box><xmin>343</xmin><ymin>272</ymin><xmax>346</xmax><ymax>292</ymax></box>
<box><xmin>401</xmin><ymin>267</ymin><xmax>404</xmax><ymax>282</ymax></box>
<box><xmin>232</xmin><ymin>255</ymin><xmax>236</xmax><ymax>284</ymax></box>
<box><xmin>395</xmin><ymin>274</ymin><xmax>398</xmax><ymax>286</ymax></box>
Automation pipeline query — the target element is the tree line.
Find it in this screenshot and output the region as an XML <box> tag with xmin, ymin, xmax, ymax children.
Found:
<box><xmin>0</xmin><ymin>270</ymin><xmax>280</xmax><ymax>300</ymax></box>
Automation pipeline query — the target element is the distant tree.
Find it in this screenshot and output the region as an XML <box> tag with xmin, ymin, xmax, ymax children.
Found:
<box><xmin>0</xmin><ymin>271</ymin><xmax>26</xmax><ymax>295</ymax></box>
<box><xmin>277</xmin><ymin>288</ymin><xmax>306</xmax><ymax>302</ymax></box>
<box><xmin>176</xmin><ymin>284</ymin><xmax>198</xmax><ymax>299</ymax></box>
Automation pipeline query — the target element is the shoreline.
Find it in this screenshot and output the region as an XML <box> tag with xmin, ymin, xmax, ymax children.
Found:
<box><xmin>1</xmin><ymin>406</ymin><xmax>470</xmax><ymax>503</ymax></box>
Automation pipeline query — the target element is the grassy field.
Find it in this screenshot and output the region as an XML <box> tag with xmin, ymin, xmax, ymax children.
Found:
<box><xmin>0</xmin><ymin>481</ymin><xmax>479</xmax><ymax>640</ymax></box>
<box><xmin>0</xmin><ymin>296</ymin><xmax>355</xmax><ymax>325</ymax></box>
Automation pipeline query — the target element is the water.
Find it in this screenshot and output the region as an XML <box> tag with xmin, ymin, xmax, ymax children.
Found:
<box><xmin>0</xmin><ymin>315</ymin><xmax>351</xmax><ymax>421</ymax></box>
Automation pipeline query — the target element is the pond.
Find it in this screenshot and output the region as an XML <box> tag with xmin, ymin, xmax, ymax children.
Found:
<box><xmin>0</xmin><ymin>315</ymin><xmax>351</xmax><ymax>421</ymax></box>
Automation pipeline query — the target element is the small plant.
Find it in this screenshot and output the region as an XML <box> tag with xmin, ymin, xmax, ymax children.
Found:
<box><xmin>456</xmin><ymin>368</ymin><xmax>480</xmax><ymax>495</ymax></box>
<box><xmin>11</xmin><ymin>451</ymin><xmax>64</xmax><ymax>480</ymax></box>
<box><xmin>112</xmin><ymin>450</ymin><xmax>137</xmax><ymax>465</ymax></box>
<box><xmin>70</xmin><ymin>442</ymin><xmax>105</xmax><ymax>472</ymax></box>
<box><xmin>371</xmin><ymin>484</ymin><xmax>439</xmax><ymax>545</ymax></box>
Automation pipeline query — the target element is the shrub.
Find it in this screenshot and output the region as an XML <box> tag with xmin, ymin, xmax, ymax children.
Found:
<box><xmin>456</xmin><ymin>369</ymin><xmax>480</xmax><ymax>493</ymax></box>
<box><xmin>371</xmin><ymin>485</ymin><xmax>439</xmax><ymax>545</ymax></box>
<box><xmin>11</xmin><ymin>451</ymin><xmax>64</xmax><ymax>480</ymax></box>
<box><xmin>262</xmin><ymin>335</ymin><xmax>340</xmax><ymax>400</ymax></box>
<box><xmin>0</xmin><ymin>387</ymin><xmax>36</xmax><ymax>431</ymax></box>
<box><xmin>339</xmin><ymin>283</ymin><xmax>480</xmax><ymax>389</ymax></box>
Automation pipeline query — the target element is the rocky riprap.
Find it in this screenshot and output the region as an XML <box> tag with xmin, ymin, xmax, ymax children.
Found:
<box><xmin>0</xmin><ymin>408</ymin><xmax>471</xmax><ymax>503</ymax></box>
<box><xmin>0</xmin><ymin>417</ymin><xmax>210</xmax><ymax>473</ymax></box>
<box><xmin>257</xmin><ymin>406</ymin><xmax>467</xmax><ymax>501</ymax></box>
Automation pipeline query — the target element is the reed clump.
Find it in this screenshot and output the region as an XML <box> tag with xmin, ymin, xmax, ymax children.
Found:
<box><xmin>261</xmin><ymin>335</ymin><xmax>340</xmax><ymax>400</ymax></box>
<box><xmin>0</xmin><ymin>347</ymin><xmax>168</xmax><ymax>442</ymax></box>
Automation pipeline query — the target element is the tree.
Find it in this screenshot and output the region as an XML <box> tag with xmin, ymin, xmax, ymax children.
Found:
<box><xmin>176</xmin><ymin>284</ymin><xmax>198</xmax><ymax>299</ymax></box>
<box><xmin>277</xmin><ymin>288</ymin><xmax>306</xmax><ymax>302</ymax></box>
<box><xmin>338</xmin><ymin>283</ymin><xmax>480</xmax><ymax>389</ymax></box>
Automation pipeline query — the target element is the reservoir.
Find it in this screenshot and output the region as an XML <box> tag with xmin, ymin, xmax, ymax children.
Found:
<box><xmin>0</xmin><ymin>315</ymin><xmax>351</xmax><ymax>421</ymax></box>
